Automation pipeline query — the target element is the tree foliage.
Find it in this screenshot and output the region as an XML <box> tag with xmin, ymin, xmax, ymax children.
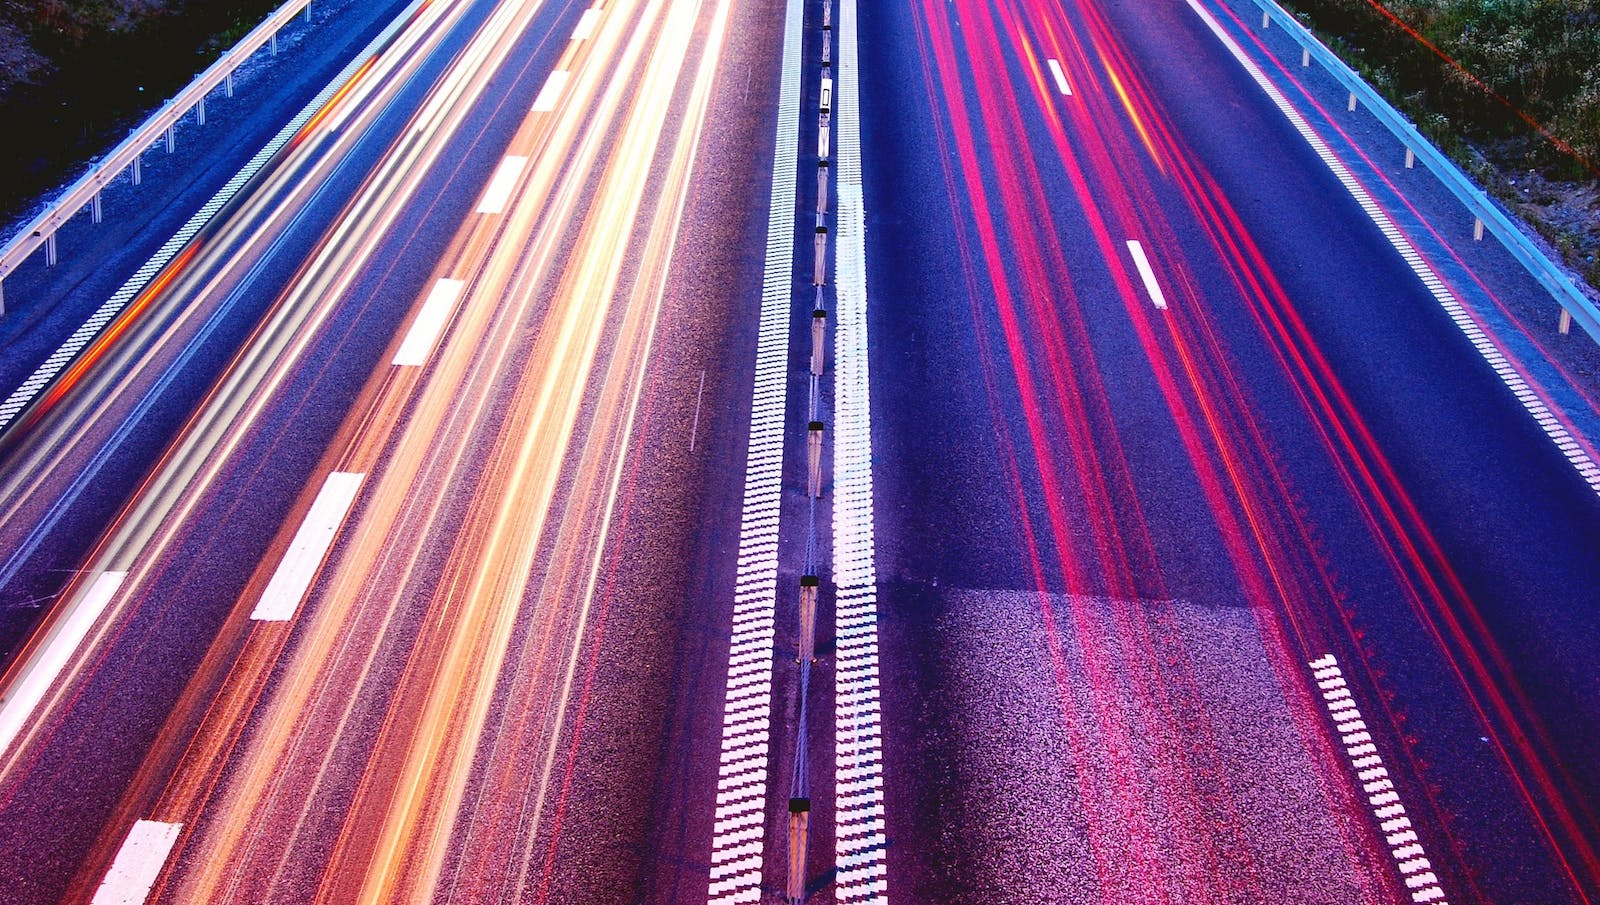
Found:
<box><xmin>1286</xmin><ymin>0</ymin><xmax>1600</xmax><ymax>176</ymax></box>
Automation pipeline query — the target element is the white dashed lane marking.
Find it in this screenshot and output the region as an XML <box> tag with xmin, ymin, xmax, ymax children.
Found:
<box><xmin>531</xmin><ymin>69</ymin><xmax>572</xmax><ymax>112</ymax></box>
<box><xmin>570</xmin><ymin>7</ymin><xmax>601</xmax><ymax>41</ymax></box>
<box><xmin>1047</xmin><ymin>57</ymin><xmax>1073</xmax><ymax>96</ymax></box>
<box><xmin>393</xmin><ymin>277</ymin><xmax>465</xmax><ymax>366</ymax></box>
<box><xmin>250</xmin><ymin>471</ymin><xmax>364</xmax><ymax>621</ymax></box>
<box><xmin>0</xmin><ymin>570</ymin><xmax>127</xmax><ymax>758</ymax></box>
<box><xmin>475</xmin><ymin>155</ymin><xmax>528</xmax><ymax>214</ymax></box>
<box><xmin>1126</xmin><ymin>239</ymin><xmax>1169</xmax><ymax>310</ymax></box>
<box><xmin>91</xmin><ymin>819</ymin><xmax>183</xmax><ymax>905</ymax></box>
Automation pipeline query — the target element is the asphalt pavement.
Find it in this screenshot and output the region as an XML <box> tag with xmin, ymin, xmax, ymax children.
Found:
<box><xmin>0</xmin><ymin>0</ymin><xmax>1595</xmax><ymax>901</ymax></box>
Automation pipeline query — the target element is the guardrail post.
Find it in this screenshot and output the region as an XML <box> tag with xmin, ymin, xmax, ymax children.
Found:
<box><xmin>1560</xmin><ymin>309</ymin><xmax>1573</xmax><ymax>335</ymax></box>
<box><xmin>132</xmin><ymin>155</ymin><xmax>142</xmax><ymax>186</ymax></box>
<box><xmin>1</xmin><ymin>280</ymin><xmax>6</xmax><ymax>316</ymax></box>
<box><xmin>92</xmin><ymin>192</ymin><xmax>102</xmax><ymax>224</ymax></box>
<box><xmin>787</xmin><ymin>797</ymin><xmax>810</xmax><ymax>902</ymax></box>
<box><xmin>798</xmin><ymin>575</ymin><xmax>819</xmax><ymax>662</ymax></box>
<box><xmin>165</xmin><ymin>124</ymin><xmax>176</xmax><ymax>153</ymax></box>
<box><xmin>1404</xmin><ymin>147</ymin><xmax>1415</xmax><ymax>169</ymax></box>
<box><xmin>817</xmin><ymin>160</ymin><xmax>829</xmax><ymax>215</ymax></box>
<box><xmin>197</xmin><ymin>97</ymin><xmax>207</xmax><ymax>126</ymax></box>
<box><xmin>1302</xmin><ymin>47</ymin><xmax>1310</xmax><ymax>67</ymax></box>
<box><xmin>1261</xmin><ymin>10</ymin><xmax>1269</xmax><ymax>27</ymax></box>
<box><xmin>813</xmin><ymin>221</ymin><xmax>828</xmax><ymax>286</ymax></box>
<box><xmin>304</xmin><ymin>1</ymin><xmax>313</xmax><ymax>22</ymax></box>
<box><xmin>271</xmin><ymin>32</ymin><xmax>279</xmax><ymax>56</ymax></box>
<box><xmin>811</xmin><ymin>309</ymin><xmax>827</xmax><ymax>376</ymax></box>
<box><xmin>808</xmin><ymin>421</ymin><xmax>824</xmax><ymax>498</ymax></box>
<box><xmin>1473</xmin><ymin>217</ymin><xmax>1484</xmax><ymax>241</ymax></box>
<box><xmin>226</xmin><ymin>72</ymin><xmax>235</xmax><ymax>97</ymax></box>
<box><xmin>1347</xmin><ymin>92</ymin><xmax>1357</xmax><ymax>112</ymax></box>
<box><xmin>45</xmin><ymin>233</ymin><xmax>57</xmax><ymax>267</ymax></box>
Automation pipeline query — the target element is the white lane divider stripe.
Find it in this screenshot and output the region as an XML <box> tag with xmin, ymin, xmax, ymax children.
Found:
<box><xmin>531</xmin><ymin>69</ymin><xmax>572</xmax><ymax>112</ymax></box>
<box><xmin>704</xmin><ymin>0</ymin><xmax>805</xmax><ymax>892</ymax></box>
<box><xmin>250</xmin><ymin>471</ymin><xmax>364</xmax><ymax>621</ymax></box>
<box><xmin>1126</xmin><ymin>239</ymin><xmax>1169</xmax><ymax>310</ymax></box>
<box><xmin>475</xmin><ymin>155</ymin><xmax>528</xmax><ymax>214</ymax></box>
<box><xmin>91</xmin><ymin>819</ymin><xmax>183</xmax><ymax>905</ymax></box>
<box><xmin>1309</xmin><ymin>655</ymin><xmax>1449</xmax><ymax>904</ymax></box>
<box><xmin>833</xmin><ymin>0</ymin><xmax>889</xmax><ymax>899</ymax></box>
<box><xmin>1047</xmin><ymin>58</ymin><xmax>1073</xmax><ymax>96</ymax></box>
<box><xmin>570</xmin><ymin>7</ymin><xmax>601</xmax><ymax>41</ymax></box>
<box><xmin>393</xmin><ymin>277</ymin><xmax>466</xmax><ymax>366</ymax></box>
<box><xmin>1186</xmin><ymin>0</ymin><xmax>1600</xmax><ymax>501</ymax></box>
<box><xmin>0</xmin><ymin>570</ymin><xmax>127</xmax><ymax>758</ymax></box>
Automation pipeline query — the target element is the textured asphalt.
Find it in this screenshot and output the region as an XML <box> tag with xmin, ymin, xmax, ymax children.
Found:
<box><xmin>0</xmin><ymin>0</ymin><xmax>1596</xmax><ymax>901</ymax></box>
<box><xmin>859</xmin><ymin>0</ymin><xmax>1600</xmax><ymax>901</ymax></box>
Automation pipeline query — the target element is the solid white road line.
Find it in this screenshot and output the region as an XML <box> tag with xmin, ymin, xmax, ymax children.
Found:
<box><xmin>91</xmin><ymin>820</ymin><xmax>183</xmax><ymax>905</ymax></box>
<box><xmin>571</xmin><ymin>7</ymin><xmax>601</xmax><ymax>41</ymax></box>
<box><xmin>250</xmin><ymin>471</ymin><xmax>364</xmax><ymax>621</ymax></box>
<box><xmin>704</xmin><ymin>0</ymin><xmax>804</xmax><ymax>894</ymax></box>
<box><xmin>1309</xmin><ymin>655</ymin><xmax>1450</xmax><ymax>904</ymax></box>
<box><xmin>1186</xmin><ymin>0</ymin><xmax>1600</xmax><ymax>501</ymax></box>
<box><xmin>1047</xmin><ymin>58</ymin><xmax>1073</xmax><ymax>96</ymax></box>
<box><xmin>1126</xmin><ymin>239</ymin><xmax>1169</xmax><ymax>310</ymax></box>
<box><xmin>475</xmin><ymin>155</ymin><xmax>528</xmax><ymax>214</ymax></box>
<box><xmin>393</xmin><ymin>277</ymin><xmax>466</xmax><ymax>366</ymax></box>
<box><xmin>531</xmin><ymin>69</ymin><xmax>572</xmax><ymax>112</ymax></box>
<box><xmin>0</xmin><ymin>570</ymin><xmax>127</xmax><ymax>758</ymax></box>
<box><xmin>833</xmin><ymin>0</ymin><xmax>888</xmax><ymax>899</ymax></box>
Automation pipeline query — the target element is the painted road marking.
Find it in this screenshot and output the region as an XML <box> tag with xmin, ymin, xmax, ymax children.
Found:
<box><xmin>475</xmin><ymin>155</ymin><xmax>528</xmax><ymax>214</ymax></box>
<box><xmin>393</xmin><ymin>277</ymin><xmax>466</xmax><ymax>366</ymax></box>
<box><xmin>833</xmin><ymin>0</ymin><xmax>888</xmax><ymax>899</ymax></box>
<box><xmin>251</xmin><ymin>471</ymin><xmax>364</xmax><ymax>621</ymax></box>
<box><xmin>571</xmin><ymin>7</ymin><xmax>601</xmax><ymax>41</ymax></box>
<box><xmin>1126</xmin><ymin>239</ymin><xmax>1169</xmax><ymax>310</ymax></box>
<box><xmin>1047</xmin><ymin>58</ymin><xmax>1073</xmax><ymax>96</ymax></box>
<box><xmin>1309</xmin><ymin>655</ymin><xmax>1449</xmax><ymax>904</ymax></box>
<box><xmin>1186</xmin><ymin>0</ymin><xmax>1600</xmax><ymax>501</ymax></box>
<box><xmin>532</xmin><ymin>69</ymin><xmax>572</xmax><ymax>112</ymax></box>
<box><xmin>704</xmin><ymin>0</ymin><xmax>804</xmax><ymax>892</ymax></box>
<box><xmin>0</xmin><ymin>570</ymin><xmax>126</xmax><ymax>758</ymax></box>
<box><xmin>91</xmin><ymin>820</ymin><xmax>183</xmax><ymax>905</ymax></box>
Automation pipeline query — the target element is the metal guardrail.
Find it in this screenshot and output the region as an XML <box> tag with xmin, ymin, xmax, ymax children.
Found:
<box><xmin>0</xmin><ymin>0</ymin><xmax>316</xmax><ymax>310</ymax></box>
<box><xmin>1248</xmin><ymin>0</ymin><xmax>1600</xmax><ymax>346</ymax></box>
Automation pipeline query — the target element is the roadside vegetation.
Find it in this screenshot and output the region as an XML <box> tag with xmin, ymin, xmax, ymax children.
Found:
<box><xmin>1276</xmin><ymin>0</ymin><xmax>1600</xmax><ymax>292</ymax></box>
<box><xmin>0</xmin><ymin>0</ymin><xmax>280</xmax><ymax>225</ymax></box>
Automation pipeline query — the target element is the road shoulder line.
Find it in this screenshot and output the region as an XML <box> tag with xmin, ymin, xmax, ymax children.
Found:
<box><xmin>831</xmin><ymin>0</ymin><xmax>889</xmax><ymax>897</ymax></box>
<box><xmin>704</xmin><ymin>0</ymin><xmax>806</xmax><ymax>893</ymax></box>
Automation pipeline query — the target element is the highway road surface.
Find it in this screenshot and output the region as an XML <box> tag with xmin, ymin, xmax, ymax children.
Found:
<box><xmin>0</xmin><ymin>0</ymin><xmax>1596</xmax><ymax>902</ymax></box>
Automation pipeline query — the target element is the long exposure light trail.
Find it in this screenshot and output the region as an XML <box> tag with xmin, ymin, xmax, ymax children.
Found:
<box><xmin>0</xmin><ymin>0</ymin><xmax>740</xmax><ymax>898</ymax></box>
<box><xmin>902</xmin><ymin>0</ymin><xmax>1600</xmax><ymax>897</ymax></box>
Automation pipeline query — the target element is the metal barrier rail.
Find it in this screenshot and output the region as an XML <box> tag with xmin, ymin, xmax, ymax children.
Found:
<box><xmin>0</xmin><ymin>0</ymin><xmax>317</xmax><ymax>312</ymax></box>
<box><xmin>1247</xmin><ymin>0</ymin><xmax>1600</xmax><ymax>345</ymax></box>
